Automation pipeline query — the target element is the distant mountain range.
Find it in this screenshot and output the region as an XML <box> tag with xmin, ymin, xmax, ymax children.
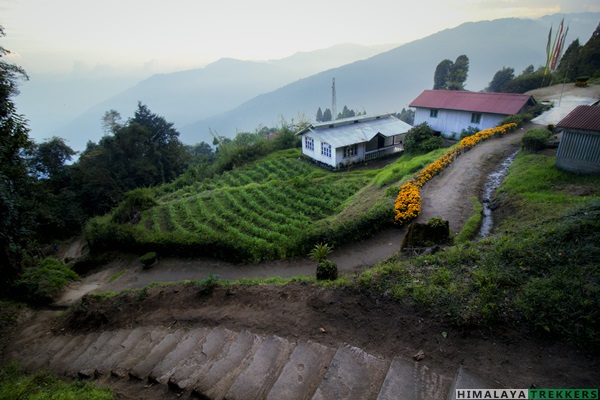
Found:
<box><xmin>54</xmin><ymin>12</ymin><xmax>599</xmax><ymax>149</ymax></box>
<box><xmin>52</xmin><ymin>43</ymin><xmax>393</xmax><ymax>150</ymax></box>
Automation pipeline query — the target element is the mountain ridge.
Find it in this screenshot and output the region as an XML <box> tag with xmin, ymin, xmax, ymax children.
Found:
<box><xmin>180</xmin><ymin>13</ymin><xmax>599</xmax><ymax>144</ymax></box>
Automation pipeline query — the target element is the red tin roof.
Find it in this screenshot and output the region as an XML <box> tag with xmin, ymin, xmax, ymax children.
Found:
<box><xmin>556</xmin><ymin>105</ymin><xmax>600</xmax><ymax>132</ymax></box>
<box><xmin>409</xmin><ymin>90</ymin><xmax>535</xmax><ymax>115</ymax></box>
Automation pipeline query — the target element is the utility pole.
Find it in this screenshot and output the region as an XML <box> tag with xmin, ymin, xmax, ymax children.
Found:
<box><xmin>331</xmin><ymin>77</ymin><xmax>337</xmax><ymax>121</ymax></box>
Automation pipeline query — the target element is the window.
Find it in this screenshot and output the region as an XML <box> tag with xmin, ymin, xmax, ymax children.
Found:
<box><xmin>430</xmin><ymin>109</ymin><xmax>438</xmax><ymax>118</ymax></box>
<box><xmin>304</xmin><ymin>136</ymin><xmax>314</xmax><ymax>151</ymax></box>
<box><xmin>321</xmin><ymin>142</ymin><xmax>332</xmax><ymax>158</ymax></box>
<box><xmin>471</xmin><ymin>113</ymin><xmax>482</xmax><ymax>124</ymax></box>
<box><xmin>344</xmin><ymin>144</ymin><xmax>358</xmax><ymax>158</ymax></box>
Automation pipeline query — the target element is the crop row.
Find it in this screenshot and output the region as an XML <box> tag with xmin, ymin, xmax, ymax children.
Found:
<box><xmin>131</xmin><ymin>175</ymin><xmax>365</xmax><ymax>260</ymax></box>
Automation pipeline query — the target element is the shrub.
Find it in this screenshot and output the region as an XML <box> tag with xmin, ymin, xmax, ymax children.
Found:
<box><xmin>139</xmin><ymin>251</ymin><xmax>157</xmax><ymax>268</ymax></box>
<box><xmin>195</xmin><ymin>274</ymin><xmax>219</xmax><ymax>296</ymax></box>
<box><xmin>16</xmin><ymin>258</ymin><xmax>78</xmax><ymax>304</ymax></box>
<box><xmin>498</xmin><ymin>113</ymin><xmax>532</xmax><ymax>127</ymax></box>
<box><xmin>308</xmin><ymin>243</ymin><xmax>333</xmax><ymax>262</ymax></box>
<box><xmin>404</xmin><ymin>123</ymin><xmax>444</xmax><ymax>154</ymax></box>
<box><xmin>316</xmin><ymin>259</ymin><xmax>338</xmax><ymax>281</ymax></box>
<box><xmin>521</xmin><ymin>128</ymin><xmax>552</xmax><ymax>152</ymax></box>
<box><xmin>112</xmin><ymin>187</ymin><xmax>157</xmax><ymax>224</ymax></box>
<box><xmin>459</xmin><ymin>126</ymin><xmax>479</xmax><ymax>139</ymax></box>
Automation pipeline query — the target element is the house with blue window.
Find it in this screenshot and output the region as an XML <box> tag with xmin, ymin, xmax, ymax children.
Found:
<box><xmin>297</xmin><ymin>114</ymin><xmax>412</xmax><ymax>169</ymax></box>
<box><xmin>409</xmin><ymin>90</ymin><xmax>536</xmax><ymax>138</ymax></box>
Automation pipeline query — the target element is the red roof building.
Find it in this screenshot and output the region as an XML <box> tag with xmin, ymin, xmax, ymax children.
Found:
<box><xmin>409</xmin><ymin>90</ymin><xmax>536</xmax><ymax>138</ymax></box>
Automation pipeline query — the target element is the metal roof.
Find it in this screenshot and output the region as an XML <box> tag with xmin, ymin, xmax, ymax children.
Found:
<box><xmin>298</xmin><ymin>114</ymin><xmax>412</xmax><ymax>148</ymax></box>
<box><xmin>409</xmin><ymin>90</ymin><xmax>535</xmax><ymax>115</ymax></box>
<box><xmin>556</xmin><ymin>105</ymin><xmax>600</xmax><ymax>132</ymax></box>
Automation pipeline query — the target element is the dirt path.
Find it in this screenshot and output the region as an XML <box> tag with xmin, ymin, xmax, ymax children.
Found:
<box><xmin>417</xmin><ymin>127</ymin><xmax>531</xmax><ymax>233</ymax></box>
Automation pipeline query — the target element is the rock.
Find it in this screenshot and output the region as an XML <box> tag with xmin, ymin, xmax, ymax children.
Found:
<box><xmin>413</xmin><ymin>350</ymin><xmax>425</xmax><ymax>361</ymax></box>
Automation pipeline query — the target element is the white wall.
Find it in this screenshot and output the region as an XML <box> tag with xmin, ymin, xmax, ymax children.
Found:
<box><xmin>413</xmin><ymin>108</ymin><xmax>506</xmax><ymax>138</ymax></box>
<box><xmin>301</xmin><ymin>134</ymin><xmax>337</xmax><ymax>168</ymax></box>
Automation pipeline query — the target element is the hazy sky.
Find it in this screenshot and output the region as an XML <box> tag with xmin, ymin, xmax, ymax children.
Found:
<box><xmin>3</xmin><ymin>0</ymin><xmax>599</xmax><ymax>76</ymax></box>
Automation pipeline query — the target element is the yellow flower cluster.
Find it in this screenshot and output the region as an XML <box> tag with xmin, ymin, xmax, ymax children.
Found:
<box><xmin>458</xmin><ymin>123</ymin><xmax>517</xmax><ymax>150</ymax></box>
<box><xmin>394</xmin><ymin>181</ymin><xmax>421</xmax><ymax>225</ymax></box>
<box><xmin>393</xmin><ymin>123</ymin><xmax>517</xmax><ymax>225</ymax></box>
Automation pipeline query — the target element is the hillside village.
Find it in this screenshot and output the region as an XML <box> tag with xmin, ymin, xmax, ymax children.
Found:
<box><xmin>1</xmin><ymin>14</ymin><xmax>600</xmax><ymax>400</ymax></box>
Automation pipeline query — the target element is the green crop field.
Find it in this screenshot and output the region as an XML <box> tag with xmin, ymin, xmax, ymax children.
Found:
<box><xmin>86</xmin><ymin>148</ymin><xmax>443</xmax><ymax>261</ymax></box>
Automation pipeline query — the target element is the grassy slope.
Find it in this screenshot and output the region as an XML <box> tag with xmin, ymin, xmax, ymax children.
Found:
<box><xmin>86</xmin><ymin>148</ymin><xmax>444</xmax><ymax>262</ymax></box>
<box><xmin>355</xmin><ymin>152</ymin><xmax>600</xmax><ymax>349</ymax></box>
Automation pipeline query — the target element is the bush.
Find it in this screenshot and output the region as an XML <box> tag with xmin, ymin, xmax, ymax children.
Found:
<box><xmin>498</xmin><ymin>113</ymin><xmax>532</xmax><ymax>127</ymax></box>
<box><xmin>316</xmin><ymin>259</ymin><xmax>338</xmax><ymax>281</ymax></box>
<box><xmin>139</xmin><ymin>251</ymin><xmax>157</xmax><ymax>268</ymax></box>
<box><xmin>16</xmin><ymin>258</ymin><xmax>78</xmax><ymax>304</ymax></box>
<box><xmin>404</xmin><ymin>123</ymin><xmax>444</xmax><ymax>154</ymax></box>
<box><xmin>521</xmin><ymin>128</ymin><xmax>552</xmax><ymax>152</ymax></box>
<box><xmin>112</xmin><ymin>187</ymin><xmax>157</xmax><ymax>224</ymax></box>
<box><xmin>308</xmin><ymin>243</ymin><xmax>333</xmax><ymax>262</ymax></box>
<box><xmin>195</xmin><ymin>273</ymin><xmax>219</xmax><ymax>296</ymax></box>
<box><xmin>459</xmin><ymin>126</ymin><xmax>479</xmax><ymax>139</ymax></box>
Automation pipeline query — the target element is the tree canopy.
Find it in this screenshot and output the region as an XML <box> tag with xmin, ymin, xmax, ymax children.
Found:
<box><xmin>0</xmin><ymin>26</ymin><xmax>36</xmax><ymax>289</ymax></box>
<box><xmin>433</xmin><ymin>55</ymin><xmax>469</xmax><ymax>90</ymax></box>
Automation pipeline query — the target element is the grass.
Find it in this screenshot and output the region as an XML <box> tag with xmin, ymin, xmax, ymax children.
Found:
<box><xmin>108</xmin><ymin>270</ymin><xmax>125</xmax><ymax>282</ymax></box>
<box><xmin>0</xmin><ymin>362</ymin><xmax>114</xmax><ymax>399</ymax></box>
<box><xmin>353</xmin><ymin>152</ymin><xmax>600</xmax><ymax>349</ymax></box>
<box><xmin>454</xmin><ymin>197</ymin><xmax>484</xmax><ymax>243</ymax></box>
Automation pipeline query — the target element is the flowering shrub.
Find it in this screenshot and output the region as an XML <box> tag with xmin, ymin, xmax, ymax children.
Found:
<box><xmin>394</xmin><ymin>181</ymin><xmax>421</xmax><ymax>225</ymax></box>
<box><xmin>393</xmin><ymin>123</ymin><xmax>517</xmax><ymax>225</ymax></box>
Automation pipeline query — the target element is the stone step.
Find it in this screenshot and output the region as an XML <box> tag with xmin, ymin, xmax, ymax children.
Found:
<box><xmin>129</xmin><ymin>328</ymin><xmax>186</xmax><ymax>380</ymax></box>
<box><xmin>21</xmin><ymin>334</ymin><xmax>74</xmax><ymax>371</ymax></box>
<box><xmin>50</xmin><ymin>333</ymin><xmax>102</xmax><ymax>373</ymax></box>
<box><xmin>95</xmin><ymin>327</ymin><xmax>148</xmax><ymax>373</ymax></box>
<box><xmin>169</xmin><ymin>328</ymin><xmax>238</xmax><ymax>390</ymax></box>
<box><xmin>311</xmin><ymin>344</ymin><xmax>390</xmax><ymax>400</ymax></box>
<box><xmin>377</xmin><ymin>356</ymin><xmax>453</xmax><ymax>400</ymax></box>
<box><xmin>149</xmin><ymin>328</ymin><xmax>211</xmax><ymax>384</ymax></box>
<box><xmin>81</xmin><ymin>329</ymin><xmax>131</xmax><ymax>371</ymax></box>
<box><xmin>224</xmin><ymin>334</ymin><xmax>295</xmax><ymax>400</ymax></box>
<box><xmin>5</xmin><ymin>321</ymin><xmax>502</xmax><ymax>400</ymax></box>
<box><xmin>267</xmin><ymin>340</ymin><xmax>336</xmax><ymax>400</ymax></box>
<box><xmin>66</xmin><ymin>330</ymin><xmax>115</xmax><ymax>376</ymax></box>
<box><xmin>446</xmin><ymin>365</ymin><xmax>500</xmax><ymax>400</ymax></box>
<box><xmin>185</xmin><ymin>329</ymin><xmax>261</xmax><ymax>398</ymax></box>
<box><xmin>110</xmin><ymin>327</ymin><xmax>170</xmax><ymax>378</ymax></box>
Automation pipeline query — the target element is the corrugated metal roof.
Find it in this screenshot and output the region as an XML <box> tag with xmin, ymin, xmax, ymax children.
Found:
<box><xmin>556</xmin><ymin>105</ymin><xmax>600</xmax><ymax>132</ymax></box>
<box><xmin>409</xmin><ymin>90</ymin><xmax>535</xmax><ymax>115</ymax></box>
<box><xmin>300</xmin><ymin>114</ymin><xmax>412</xmax><ymax>148</ymax></box>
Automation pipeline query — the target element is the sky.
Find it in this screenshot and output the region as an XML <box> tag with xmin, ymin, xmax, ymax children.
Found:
<box><xmin>3</xmin><ymin>0</ymin><xmax>599</xmax><ymax>77</ymax></box>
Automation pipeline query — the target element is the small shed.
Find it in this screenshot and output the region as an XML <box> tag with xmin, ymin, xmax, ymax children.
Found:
<box><xmin>555</xmin><ymin>105</ymin><xmax>600</xmax><ymax>175</ymax></box>
<box><xmin>297</xmin><ymin>114</ymin><xmax>412</xmax><ymax>169</ymax></box>
<box><xmin>409</xmin><ymin>90</ymin><xmax>536</xmax><ymax>138</ymax></box>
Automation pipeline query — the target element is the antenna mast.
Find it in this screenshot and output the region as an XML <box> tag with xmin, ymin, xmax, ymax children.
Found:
<box><xmin>331</xmin><ymin>77</ymin><xmax>337</xmax><ymax>120</ymax></box>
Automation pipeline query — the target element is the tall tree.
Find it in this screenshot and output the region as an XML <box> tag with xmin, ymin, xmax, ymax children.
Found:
<box><xmin>316</xmin><ymin>107</ymin><xmax>323</xmax><ymax>122</ymax></box>
<box><xmin>322</xmin><ymin>108</ymin><xmax>332</xmax><ymax>122</ymax></box>
<box><xmin>446</xmin><ymin>55</ymin><xmax>469</xmax><ymax>90</ymax></box>
<box><xmin>0</xmin><ymin>26</ymin><xmax>35</xmax><ymax>289</ymax></box>
<box><xmin>486</xmin><ymin>67</ymin><xmax>515</xmax><ymax>92</ymax></box>
<box><xmin>433</xmin><ymin>59</ymin><xmax>453</xmax><ymax>90</ymax></box>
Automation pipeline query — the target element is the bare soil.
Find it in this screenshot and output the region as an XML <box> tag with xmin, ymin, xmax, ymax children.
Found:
<box><xmin>6</xmin><ymin>85</ymin><xmax>600</xmax><ymax>397</ymax></box>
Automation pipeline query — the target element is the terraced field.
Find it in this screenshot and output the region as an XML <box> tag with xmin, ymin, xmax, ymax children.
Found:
<box><xmin>86</xmin><ymin>148</ymin><xmax>405</xmax><ymax>261</ymax></box>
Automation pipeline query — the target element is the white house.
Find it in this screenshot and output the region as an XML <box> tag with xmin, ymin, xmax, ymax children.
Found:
<box><xmin>409</xmin><ymin>90</ymin><xmax>536</xmax><ymax>138</ymax></box>
<box><xmin>297</xmin><ymin>114</ymin><xmax>412</xmax><ymax>169</ymax></box>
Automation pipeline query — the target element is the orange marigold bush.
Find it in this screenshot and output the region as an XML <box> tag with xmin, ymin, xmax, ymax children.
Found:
<box><xmin>394</xmin><ymin>181</ymin><xmax>421</xmax><ymax>225</ymax></box>
<box><xmin>393</xmin><ymin>123</ymin><xmax>517</xmax><ymax>225</ymax></box>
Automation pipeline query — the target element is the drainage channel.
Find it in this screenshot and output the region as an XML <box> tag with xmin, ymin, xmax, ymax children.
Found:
<box><xmin>478</xmin><ymin>150</ymin><xmax>519</xmax><ymax>238</ymax></box>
